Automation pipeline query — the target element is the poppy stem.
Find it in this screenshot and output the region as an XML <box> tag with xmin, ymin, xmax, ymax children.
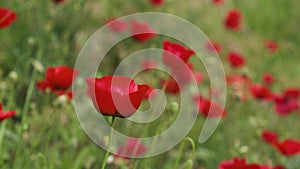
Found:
<box><xmin>101</xmin><ymin>116</ymin><xmax>116</xmax><ymax>169</ymax></box>
<box><xmin>174</xmin><ymin>137</ymin><xmax>195</xmax><ymax>169</ymax></box>
<box><xmin>0</xmin><ymin>121</ymin><xmax>8</xmax><ymax>166</ymax></box>
<box><xmin>13</xmin><ymin>50</ymin><xmax>41</xmax><ymax>168</ymax></box>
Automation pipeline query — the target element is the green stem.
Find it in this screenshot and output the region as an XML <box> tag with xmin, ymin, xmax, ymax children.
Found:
<box><xmin>0</xmin><ymin>121</ymin><xmax>8</xmax><ymax>167</ymax></box>
<box><xmin>174</xmin><ymin>137</ymin><xmax>196</xmax><ymax>169</ymax></box>
<box><xmin>101</xmin><ymin>116</ymin><xmax>116</xmax><ymax>169</ymax></box>
<box><xmin>13</xmin><ymin>61</ymin><xmax>39</xmax><ymax>169</ymax></box>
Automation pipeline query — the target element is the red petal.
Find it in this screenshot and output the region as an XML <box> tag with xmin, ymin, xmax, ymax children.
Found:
<box><xmin>0</xmin><ymin>8</ymin><xmax>17</xmax><ymax>28</ymax></box>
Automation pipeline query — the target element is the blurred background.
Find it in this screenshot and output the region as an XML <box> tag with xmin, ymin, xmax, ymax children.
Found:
<box><xmin>0</xmin><ymin>0</ymin><xmax>300</xmax><ymax>168</ymax></box>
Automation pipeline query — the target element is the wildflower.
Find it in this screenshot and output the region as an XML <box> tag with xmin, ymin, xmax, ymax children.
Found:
<box><xmin>86</xmin><ymin>76</ymin><xmax>149</xmax><ymax>117</ymax></box>
<box><xmin>0</xmin><ymin>8</ymin><xmax>17</xmax><ymax>28</ymax></box>
<box><xmin>224</xmin><ymin>9</ymin><xmax>242</xmax><ymax>31</ymax></box>
<box><xmin>0</xmin><ymin>103</ymin><xmax>16</xmax><ymax>122</ymax></box>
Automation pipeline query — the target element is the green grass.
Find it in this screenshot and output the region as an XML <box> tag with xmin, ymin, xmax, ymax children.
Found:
<box><xmin>0</xmin><ymin>0</ymin><xmax>300</xmax><ymax>168</ymax></box>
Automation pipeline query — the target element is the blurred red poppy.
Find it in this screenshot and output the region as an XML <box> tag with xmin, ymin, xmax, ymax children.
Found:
<box><xmin>276</xmin><ymin>139</ymin><xmax>300</xmax><ymax>156</ymax></box>
<box><xmin>0</xmin><ymin>104</ymin><xmax>16</xmax><ymax>122</ymax></box>
<box><xmin>261</xmin><ymin>130</ymin><xmax>278</xmax><ymax>145</ymax></box>
<box><xmin>219</xmin><ymin>157</ymin><xmax>282</xmax><ymax>169</ymax></box>
<box><xmin>116</xmin><ymin>138</ymin><xmax>147</xmax><ymax>159</ymax></box>
<box><xmin>227</xmin><ymin>51</ymin><xmax>245</xmax><ymax>68</ymax></box>
<box><xmin>212</xmin><ymin>0</ymin><xmax>224</xmax><ymax>5</ymax></box>
<box><xmin>218</xmin><ymin>157</ymin><xmax>261</xmax><ymax>169</ymax></box>
<box><xmin>206</xmin><ymin>41</ymin><xmax>222</xmax><ymax>54</ymax></box>
<box><xmin>197</xmin><ymin>95</ymin><xmax>226</xmax><ymax>118</ymax></box>
<box><xmin>262</xmin><ymin>130</ymin><xmax>300</xmax><ymax>156</ymax></box>
<box><xmin>264</xmin><ymin>40</ymin><xmax>278</xmax><ymax>53</ymax></box>
<box><xmin>160</xmin><ymin>77</ymin><xmax>180</xmax><ymax>94</ymax></box>
<box><xmin>86</xmin><ymin>76</ymin><xmax>149</xmax><ymax>117</ymax></box>
<box><xmin>36</xmin><ymin>80</ymin><xmax>51</xmax><ymax>92</ymax></box>
<box><xmin>224</xmin><ymin>9</ymin><xmax>242</xmax><ymax>31</ymax></box>
<box><xmin>162</xmin><ymin>40</ymin><xmax>195</xmax><ymax>68</ymax></box>
<box><xmin>106</xmin><ymin>18</ymin><xmax>127</xmax><ymax>32</ymax></box>
<box><xmin>36</xmin><ymin>66</ymin><xmax>78</xmax><ymax>99</ymax></box>
<box><xmin>130</xmin><ymin>20</ymin><xmax>155</xmax><ymax>42</ymax></box>
<box><xmin>249</xmin><ymin>84</ymin><xmax>273</xmax><ymax>101</ymax></box>
<box><xmin>273</xmin><ymin>88</ymin><xmax>299</xmax><ymax>116</ymax></box>
<box><xmin>46</xmin><ymin>66</ymin><xmax>78</xmax><ymax>90</ymax></box>
<box><xmin>53</xmin><ymin>0</ymin><xmax>66</xmax><ymax>3</ymax></box>
<box><xmin>263</xmin><ymin>73</ymin><xmax>274</xmax><ymax>85</ymax></box>
<box><xmin>0</xmin><ymin>8</ymin><xmax>17</xmax><ymax>28</ymax></box>
<box><xmin>149</xmin><ymin>0</ymin><xmax>164</xmax><ymax>6</ymax></box>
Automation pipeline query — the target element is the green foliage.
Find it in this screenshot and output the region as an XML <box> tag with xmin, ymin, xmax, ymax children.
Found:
<box><xmin>0</xmin><ymin>0</ymin><xmax>300</xmax><ymax>169</ymax></box>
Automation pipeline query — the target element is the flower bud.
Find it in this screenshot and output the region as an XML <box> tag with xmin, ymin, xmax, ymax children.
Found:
<box><xmin>8</xmin><ymin>71</ymin><xmax>18</xmax><ymax>81</ymax></box>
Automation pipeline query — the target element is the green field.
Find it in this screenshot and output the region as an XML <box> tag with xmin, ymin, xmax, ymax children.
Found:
<box><xmin>0</xmin><ymin>0</ymin><xmax>300</xmax><ymax>169</ymax></box>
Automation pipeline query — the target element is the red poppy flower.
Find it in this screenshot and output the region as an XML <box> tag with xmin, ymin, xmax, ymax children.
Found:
<box><xmin>106</xmin><ymin>18</ymin><xmax>127</xmax><ymax>32</ymax></box>
<box><xmin>284</xmin><ymin>88</ymin><xmax>300</xmax><ymax>98</ymax></box>
<box><xmin>36</xmin><ymin>66</ymin><xmax>78</xmax><ymax>99</ymax></box>
<box><xmin>206</xmin><ymin>41</ymin><xmax>222</xmax><ymax>54</ymax></box>
<box><xmin>218</xmin><ymin>157</ymin><xmax>262</xmax><ymax>169</ymax></box>
<box><xmin>276</xmin><ymin>139</ymin><xmax>300</xmax><ymax>156</ymax></box>
<box><xmin>264</xmin><ymin>40</ymin><xmax>278</xmax><ymax>53</ymax></box>
<box><xmin>197</xmin><ymin>95</ymin><xmax>226</xmax><ymax>118</ymax></box>
<box><xmin>263</xmin><ymin>73</ymin><xmax>274</xmax><ymax>85</ymax></box>
<box><xmin>36</xmin><ymin>81</ymin><xmax>74</xmax><ymax>100</ymax></box>
<box><xmin>212</xmin><ymin>0</ymin><xmax>224</xmax><ymax>5</ymax></box>
<box><xmin>162</xmin><ymin>40</ymin><xmax>195</xmax><ymax>68</ymax></box>
<box><xmin>149</xmin><ymin>0</ymin><xmax>164</xmax><ymax>6</ymax></box>
<box><xmin>0</xmin><ymin>103</ymin><xmax>16</xmax><ymax>122</ymax></box>
<box><xmin>130</xmin><ymin>20</ymin><xmax>155</xmax><ymax>42</ymax></box>
<box><xmin>141</xmin><ymin>60</ymin><xmax>158</xmax><ymax>71</ymax></box>
<box><xmin>86</xmin><ymin>76</ymin><xmax>149</xmax><ymax>117</ymax></box>
<box><xmin>0</xmin><ymin>8</ymin><xmax>17</xmax><ymax>28</ymax></box>
<box><xmin>227</xmin><ymin>51</ymin><xmax>246</xmax><ymax>68</ymax></box>
<box><xmin>219</xmin><ymin>157</ymin><xmax>281</xmax><ymax>169</ymax></box>
<box><xmin>36</xmin><ymin>80</ymin><xmax>51</xmax><ymax>92</ymax></box>
<box><xmin>273</xmin><ymin>88</ymin><xmax>299</xmax><ymax>116</ymax></box>
<box><xmin>262</xmin><ymin>130</ymin><xmax>300</xmax><ymax>156</ymax></box>
<box><xmin>116</xmin><ymin>138</ymin><xmax>147</xmax><ymax>159</ymax></box>
<box><xmin>249</xmin><ymin>84</ymin><xmax>273</xmax><ymax>101</ymax></box>
<box><xmin>261</xmin><ymin>130</ymin><xmax>278</xmax><ymax>145</ymax></box>
<box><xmin>160</xmin><ymin>77</ymin><xmax>180</xmax><ymax>94</ymax></box>
<box><xmin>46</xmin><ymin>66</ymin><xmax>78</xmax><ymax>90</ymax></box>
<box><xmin>52</xmin><ymin>0</ymin><xmax>66</xmax><ymax>3</ymax></box>
<box><xmin>224</xmin><ymin>9</ymin><xmax>242</xmax><ymax>31</ymax></box>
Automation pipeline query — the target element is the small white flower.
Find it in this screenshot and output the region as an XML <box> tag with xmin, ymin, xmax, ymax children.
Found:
<box><xmin>8</xmin><ymin>71</ymin><xmax>18</xmax><ymax>81</ymax></box>
<box><xmin>107</xmin><ymin>155</ymin><xmax>114</xmax><ymax>164</ymax></box>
